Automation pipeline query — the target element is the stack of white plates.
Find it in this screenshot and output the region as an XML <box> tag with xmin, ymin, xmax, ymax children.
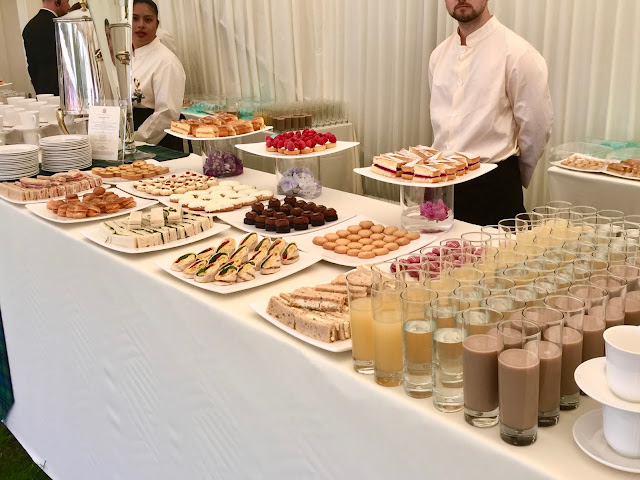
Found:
<box><xmin>0</xmin><ymin>144</ymin><xmax>40</xmax><ymax>181</ymax></box>
<box><xmin>41</xmin><ymin>134</ymin><xmax>92</xmax><ymax>172</ymax></box>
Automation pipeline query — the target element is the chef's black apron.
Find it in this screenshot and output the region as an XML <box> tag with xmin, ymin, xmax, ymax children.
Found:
<box><xmin>133</xmin><ymin>107</ymin><xmax>185</xmax><ymax>152</ymax></box>
<box><xmin>453</xmin><ymin>155</ymin><xmax>525</xmax><ymax>226</ymax></box>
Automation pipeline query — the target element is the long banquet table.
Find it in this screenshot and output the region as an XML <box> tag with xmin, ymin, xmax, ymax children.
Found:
<box><xmin>548</xmin><ymin>165</ymin><xmax>640</xmax><ymax>215</ymax></box>
<box><xmin>0</xmin><ymin>155</ymin><xmax>634</xmax><ymax>480</ymax></box>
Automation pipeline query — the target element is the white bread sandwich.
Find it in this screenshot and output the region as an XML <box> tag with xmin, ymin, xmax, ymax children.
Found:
<box><xmin>282</xmin><ymin>287</ymin><xmax>347</xmax><ymax>312</ymax></box>
<box><xmin>371</xmin><ymin>154</ymin><xmax>406</xmax><ymax>178</ymax></box>
<box><xmin>412</xmin><ymin>163</ymin><xmax>443</xmax><ymax>184</ymax></box>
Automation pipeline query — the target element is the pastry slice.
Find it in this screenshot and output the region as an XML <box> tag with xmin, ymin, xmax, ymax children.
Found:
<box><xmin>281</xmin><ymin>243</ymin><xmax>299</xmax><ymax>265</ymax></box>
<box><xmin>371</xmin><ymin>154</ymin><xmax>406</xmax><ymax>178</ymax></box>
<box><xmin>172</xmin><ymin>253</ymin><xmax>196</xmax><ymax>271</ymax></box>
<box><xmin>237</xmin><ymin>261</ymin><xmax>257</xmax><ymax>282</ymax></box>
<box><xmin>412</xmin><ymin>164</ymin><xmax>443</xmax><ymax>184</ymax></box>
<box><xmin>260</xmin><ymin>253</ymin><xmax>282</xmax><ymax>274</ymax></box>
<box><xmin>214</xmin><ymin>263</ymin><xmax>238</xmax><ymax>284</ymax></box>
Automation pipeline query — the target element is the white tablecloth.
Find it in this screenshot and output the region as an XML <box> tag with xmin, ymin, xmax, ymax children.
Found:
<box><xmin>0</xmin><ymin>155</ymin><xmax>631</xmax><ymax>480</ymax></box>
<box><xmin>548</xmin><ymin>166</ymin><xmax>640</xmax><ymax>215</ymax></box>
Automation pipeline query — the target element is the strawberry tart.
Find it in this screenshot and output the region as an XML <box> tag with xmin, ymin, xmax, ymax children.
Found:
<box><xmin>265</xmin><ymin>129</ymin><xmax>337</xmax><ymax>155</ymax></box>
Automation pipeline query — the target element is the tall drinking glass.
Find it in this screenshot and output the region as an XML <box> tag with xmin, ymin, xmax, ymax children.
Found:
<box><xmin>509</xmin><ymin>284</ymin><xmax>548</xmax><ymax>307</ymax></box>
<box><xmin>568</xmin><ymin>284</ymin><xmax>608</xmax><ymax>361</ymax></box>
<box><xmin>498</xmin><ymin>320</ymin><xmax>541</xmax><ymax>446</ymax></box>
<box><xmin>533</xmin><ymin>274</ymin><xmax>571</xmax><ymax>296</ymax></box>
<box><xmin>486</xmin><ymin>295</ymin><xmax>526</xmax><ymax>320</ymax></box>
<box><xmin>371</xmin><ymin>279</ymin><xmax>406</xmax><ymax>386</ymax></box>
<box><xmin>608</xmin><ymin>265</ymin><xmax>640</xmax><ymax>326</ymax></box>
<box><xmin>431</xmin><ymin>296</ymin><xmax>468</xmax><ymax>412</ymax></box>
<box><xmin>401</xmin><ymin>287</ymin><xmax>438</xmax><ymax>398</ymax></box>
<box><xmin>503</xmin><ymin>266</ymin><xmax>539</xmax><ymax>286</ymax></box>
<box><xmin>462</xmin><ymin>308</ymin><xmax>504</xmax><ymax>427</ymax></box>
<box><xmin>522</xmin><ymin>307</ymin><xmax>564</xmax><ymax>427</ymax></box>
<box><xmin>543</xmin><ymin>295</ymin><xmax>585</xmax><ymax>409</ymax></box>
<box><xmin>589</xmin><ymin>273</ymin><xmax>627</xmax><ymax>328</ymax></box>
<box><xmin>454</xmin><ymin>285</ymin><xmax>490</xmax><ymax>308</ymax></box>
<box><xmin>347</xmin><ymin>269</ymin><xmax>380</xmax><ymax>374</ymax></box>
<box><xmin>480</xmin><ymin>277</ymin><xmax>516</xmax><ymax>296</ymax></box>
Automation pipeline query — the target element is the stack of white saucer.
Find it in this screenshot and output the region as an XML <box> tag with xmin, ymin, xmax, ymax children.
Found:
<box><xmin>41</xmin><ymin>134</ymin><xmax>92</xmax><ymax>172</ymax></box>
<box><xmin>0</xmin><ymin>144</ymin><xmax>40</xmax><ymax>181</ymax></box>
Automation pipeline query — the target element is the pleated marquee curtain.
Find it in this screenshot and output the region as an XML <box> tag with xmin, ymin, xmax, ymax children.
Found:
<box><xmin>155</xmin><ymin>0</ymin><xmax>640</xmax><ymax>208</ymax></box>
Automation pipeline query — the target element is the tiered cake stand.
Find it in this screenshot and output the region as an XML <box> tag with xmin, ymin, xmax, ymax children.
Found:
<box><xmin>354</xmin><ymin>164</ymin><xmax>497</xmax><ymax>233</ymax></box>
<box><xmin>236</xmin><ymin>140</ymin><xmax>360</xmax><ymax>199</ymax></box>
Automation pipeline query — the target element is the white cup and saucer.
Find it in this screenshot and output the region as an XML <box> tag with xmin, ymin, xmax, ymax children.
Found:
<box><xmin>573</xmin><ymin>325</ymin><xmax>640</xmax><ymax>472</ymax></box>
<box><xmin>15</xmin><ymin>111</ymin><xmax>43</xmax><ymax>145</ymax></box>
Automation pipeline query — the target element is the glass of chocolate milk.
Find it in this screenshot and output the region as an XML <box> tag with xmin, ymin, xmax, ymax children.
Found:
<box><xmin>371</xmin><ymin>279</ymin><xmax>407</xmax><ymax>387</ymax></box>
<box><xmin>568</xmin><ymin>285</ymin><xmax>609</xmax><ymax>362</ymax></box>
<box><xmin>400</xmin><ymin>287</ymin><xmax>438</xmax><ymax>398</ymax></box>
<box><xmin>589</xmin><ymin>273</ymin><xmax>627</xmax><ymax>329</ymax></box>
<box><xmin>486</xmin><ymin>295</ymin><xmax>526</xmax><ymax>321</ymax></box>
<box><xmin>523</xmin><ymin>307</ymin><xmax>564</xmax><ymax>426</ymax></box>
<box><xmin>346</xmin><ymin>269</ymin><xmax>381</xmax><ymax>375</ymax></box>
<box><xmin>543</xmin><ymin>295</ymin><xmax>585</xmax><ymax>409</ymax></box>
<box><xmin>608</xmin><ymin>265</ymin><xmax>640</xmax><ymax>326</ymax></box>
<box><xmin>497</xmin><ymin>320</ymin><xmax>541</xmax><ymax>446</ymax></box>
<box><xmin>430</xmin><ymin>296</ymin><xmax>469</xmax><ymax>412</ymax></box>
<box><xmin>462</xmin><ymin>308</ymin><xmax>504</xmax><ymax>427</ymax></box>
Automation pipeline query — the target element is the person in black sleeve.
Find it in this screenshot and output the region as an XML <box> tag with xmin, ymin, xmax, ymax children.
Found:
<box><xmin>22</xmin><ymin>0</ymin><xmax>71</xmax><ymax>95</ymax></box>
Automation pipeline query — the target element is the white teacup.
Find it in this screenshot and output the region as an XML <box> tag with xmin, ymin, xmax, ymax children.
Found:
<box><xmin>17</xmin><ymin>98</ymin><xmax>37</xmax><ymax>110</ymax></box>
<box><xmin>18</xmin><ymin>127</ymin><xmax>41</xmax><ymax>146</ymax></box>
<box><xmin>6</xmin><ymin>96</ymin><xmax>24</xmax><ymax>106</ymax></box>
<box><xmin>5</xmin><ymin>107</ymin><xmax>24</xmax><ymax>125</ymax></box>
<box><xmin>36</xmin><ymin>93</ymin><xmax>54</xmax><ymax>102</ymax></box>
<box><xmin>40</xmin><ymin>105</ymin><xmax>58</xmax><ymax>124</ymax></box>
<box><xmin>603</xmin><ymin>405</ymin><xmax>640</xmax><ymax>458</ymax></box>
<box><xmin>604</xmin><ymin>325</ymin><xmax>640</xmax><ymax>402</ymax></box>
<box><xmin>19</xmin><ymin>110</ymin><xmax>39</xmax><ymax>128</ymax></box>
<box><xmin>47</xmin><ymin>96</ymin><xmax>61</xmax><ymax>106</ymax></box>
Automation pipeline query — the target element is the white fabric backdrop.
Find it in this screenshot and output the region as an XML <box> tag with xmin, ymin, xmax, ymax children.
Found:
<box><xmin>154</xmin><ymin>0</ymin><xmax>640</xmax><ymax>208</ymax></box>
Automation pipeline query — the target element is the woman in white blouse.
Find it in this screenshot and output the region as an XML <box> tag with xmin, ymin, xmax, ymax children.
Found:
<box><xmin>131</xmin><ymin>0</ymin><xmax>185</xmax><ymax>150</ymax></box>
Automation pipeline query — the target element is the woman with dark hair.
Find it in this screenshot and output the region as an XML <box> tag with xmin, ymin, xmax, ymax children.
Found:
<box><xmin>131</xmin><ymin>0</ymin><xmax>185</xmax><ymax>150</ymax></box>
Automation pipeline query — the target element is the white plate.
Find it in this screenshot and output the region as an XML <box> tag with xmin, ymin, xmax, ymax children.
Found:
<box><xmin>156</xmin><ymin>235</ymin><xmax>322</xmax><ymax>294</ymax></box>
<box><xmin>573</xmin><ymin>409</ymin><xmax>640</xmax><ymax>473</ymax></box>
<box><xmin>96</xmin><ymin>160</ymin><xmax>165</xmax><ymax>184</ymax></box>
<box><xmin>0</xmin><ymin>144</ymin><xmax>40</xmax><ymax>155</ymax></box>
<box><xmin>236</xmin><ymin>140</ymin><xmax>359</xmax><ymax>159</ymax></box>
<box><xmin>40</xmin><ymin>134</ymin><xmax>89</xmax><ymax>145</ymax></box>
<box><xmin>115</xmin><ymin>169</ymin><xmax>210</xmax><ymax>200</ymax></box>
<box><xmin>353</xmin><ymin>163</ymin><xmax>497</xmax><ymax>188</ymax></box>
<box><xmin>163</xmin><ymin>126</ymin><xmax>273</xmax><ymax>141</ymax></box>
<box><xmin>602</xmin><ymin>168</ymin><xmax>640</xmax><ymax>182</ymax></box>
<box><xmin>25</xmin><ymin>188</ymin><xmax>157</xmax><ymax>223</ymax></box>
<box><xmin>0</xmin><ymin>184</ymin><xmax>111</xmax><ymax>205</ymax></box>
<box><xmin>216</xmin><ymin>203</ymin><xmax>356</xmax><ymax>238</ymax></box>
<box><xmin>292</xmin><ymin>214</ymin><xmax>439</xmax><ymax>267</ymax></box>
<box><xmin>156</xmin><ymin>196</ymin><xmax>218</xmax><ymax>218</ymax></box>
<box><xmin>548</xmin><ymin>160</ymin><xmax>610</xmax><ymax>173</ymax></box>
<box><xmin>82</xmin><ymin>221</ymin><xmax>230</xmax><ymax>254</ymax></box>
<box><xmin>574</xmin><ymin>357</ymin><xmax>640</xmax><ymax>413</ymax></box>
<box><xmin>250</xmin><ymin>297</ymin><xmax>352</xmax><ymax>352</ymax></box>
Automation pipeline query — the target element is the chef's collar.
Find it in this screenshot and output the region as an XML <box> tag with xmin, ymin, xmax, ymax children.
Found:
<box><xmin>134</xmin><ymin>36</ymin><xmax>161</xmax><ymax>57</ymax></box>
<box><xmin>41</xmin><ymin>7</ymin><xmax>58</xmax><ymax>17</ymax></box>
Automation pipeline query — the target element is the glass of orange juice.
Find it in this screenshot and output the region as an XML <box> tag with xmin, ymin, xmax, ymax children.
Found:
<box><xmin>346</xmin><ymin>269</ymin><xmax>380</xmax><ymax>375</ymax></box>
<box><xmin>371</xmin><ymin>278</ymin><xmax>407</xmax><ymax>387</ymax></box>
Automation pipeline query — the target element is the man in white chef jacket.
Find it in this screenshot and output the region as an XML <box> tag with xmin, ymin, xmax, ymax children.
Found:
<box><xmin>131</xmin><ymin>0</ymin><xmax>185</xmax><ymax>150</ymax></box>
<box><xmin>429</xmin><ymin>0</ymin><xmax>553</xmax><ymax>225</ymax></box>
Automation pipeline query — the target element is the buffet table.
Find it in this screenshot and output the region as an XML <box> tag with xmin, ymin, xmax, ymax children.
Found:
<box><xmin>0</xmin><ymin>155</ymin><xmax>632</xmax><ymax>480</ymax></box>
<box><xmin>548</xmin><ymin>165</ymin><xmax>640</xmax><ymax>215</ymax></box>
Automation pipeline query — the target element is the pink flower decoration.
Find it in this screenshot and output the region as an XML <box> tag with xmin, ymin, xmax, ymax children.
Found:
<box><xmin>419</xmin><ymin>199</ymin><xmax>451</xmax><ymax>222</ymax></box>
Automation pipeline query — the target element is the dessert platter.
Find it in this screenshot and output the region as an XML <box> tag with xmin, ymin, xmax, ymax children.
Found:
<box><xmin>91</xmin><ymin>160</ymin><xmax>169</xmax><ymax>183</ymax></box>
<box><xmin>0</xmin><ymin>169</ymin><xmax>106</xmax><ymax>204</ymax></box>
<box><xmin>216</xmin><ymin>194</ymin><xmax>354</xmax><ymax>238</ymax></box>
<box><xmin>166</xmin><ymin>114</ymin><xmax>271</xmax><ymax>140</ymax></box>
<box><xmin>354</xmin><ymin>145</ymin><xmax>497</xmax><ymax>187</ymax></box>
<box><xmin>249</xmin><ymin>267</ymin><xmax>375</xmax><ymax>352</ymax></box>
<box><xmin>156</xmin><ymin>180</ymin><xmax>274</xmax><ymax>217</ymax></box>
<box><xmin>156</xmin><ymin>233</ymin><xmax>321</xmax><ymax>294</ymax></box>
<box><xmin>603</xmin><ymin>158</ymin><xmax>640</xmax><ymax>180</ymax></box>
<box><xmin>82</xmin><ymin>205</ymin><xmax>230</xmax><ymax>253</ymax></box>
<box><xmin>236</xmin><ymin>129</ymin><xmax>359</xmax><ymax>159</ymax></box>
<box><xmin>293</xmin><ymin>214</ymin><xmax>438</xmax><ymax>267</ymax></box>
<box><xmin>25</xmin><ymin>187</ymin><xmax>156</xmax><ymax>224</ymax></box>
<box><xmin>550</xmin><ymin>154</ymin><xmax>614</xmax><ymax>173</ymax></box>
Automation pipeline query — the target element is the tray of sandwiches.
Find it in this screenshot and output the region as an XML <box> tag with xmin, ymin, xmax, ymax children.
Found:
<box><xmin>250</xmin><ymin>267</ymin><xmax>375</xmax><ymax>351</ymax></box>
<box><xmin>0</xmin><ymin>169</ymin><xmax>107</xmax><ymax>204</ymax></box>
<box><xmin>116</xmin><ymin>170</ymin><xmax>223</xmax><ymax>200</ymax></box>
<box><xmin>166</xmin><ymin>113</ymin><xmax>271</xmax><ymax>140</ymax></box>
<box><xmin>82</xmin><ymin>206</ymin><xmax>230</xmax><ymax>253</ymax></box>
<box><xmin>156</xmin><ymin>233</ymin><xmax>321</xmax><ymax>294</ymax></box>
<box><xmin>354</xmin><ymin>145</ymin><xmax>496</xmax><ymax>187</ymax></box>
